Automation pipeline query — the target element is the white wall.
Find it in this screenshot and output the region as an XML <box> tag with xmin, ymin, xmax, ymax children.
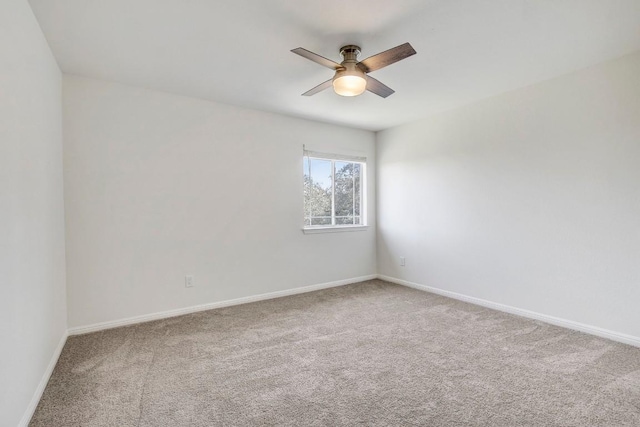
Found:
<box><xmin>63</xmin><ymin>76</ymin><xmax>376</xmax><ymax>329</ymax></box>
<box><xmin>377</xmin><ymin>52</ymin><xmax>640</xmax><ymax>339</ymax></box>
<box><xmin>0</xmin><ymin>1</ymin><xmax>67</xmax><ymax>426</ymax></box>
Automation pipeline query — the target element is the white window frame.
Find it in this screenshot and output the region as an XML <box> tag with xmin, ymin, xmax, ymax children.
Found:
<box><xmin>302</xmin><ymin>150</ymin><xmax>368</xmax><ymax>234</ymax></box>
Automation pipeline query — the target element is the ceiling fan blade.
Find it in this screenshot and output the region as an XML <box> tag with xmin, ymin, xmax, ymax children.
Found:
<box><xmin>302</xmin><ymin>79</ymin><xmax>333</xmax><ymax>96</ymax></box>
<box><xmin>357</xmin><ymin>42</ymin><xmax>416</xmax><ymax>73</ymax></box>
<box><xmin>291</xmin><ymin>47</ymin><xmax>343</xmax><ymax>70</ymax></box>
<box><xmin>366</xmin><ymin>76</ymin><xmax>395</xmax><ymax>98</ymax></box>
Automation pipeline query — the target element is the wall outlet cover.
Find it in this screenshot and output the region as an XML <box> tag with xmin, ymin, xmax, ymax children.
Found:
<box><xmin>185</xmin><ymin>275</ymin><xmax>194</xmax><ymax>287</ymax></box>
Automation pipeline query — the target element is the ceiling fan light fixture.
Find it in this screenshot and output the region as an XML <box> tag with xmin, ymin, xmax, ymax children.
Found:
<box><xmin>332</xmin><ymin>65</ymin><xmax>367</xmax><ymax>97</ymax></box>
<box><xmin>333</xmin><ymin>74</ymin><xmax>367</xmax><ymax>97</ymax></box>
<box><xmin>292</xmin><ymin>42</ymin><xmax>416</xmax><ymax>98</ymax></box>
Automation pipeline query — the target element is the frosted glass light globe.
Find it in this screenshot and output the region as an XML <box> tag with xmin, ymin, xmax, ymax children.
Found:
<box><xmin>333</xmin><ymin>74</ymin><xmax>367</xmax><ymax>96</ymax></box>
<box><xmin>332</xmin><ymin>63</ymin><xmax>367</xmax><ymax>97</ymax></box>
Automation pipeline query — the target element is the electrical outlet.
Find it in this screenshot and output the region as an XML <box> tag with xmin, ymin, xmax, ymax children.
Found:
<box><xmin>185</xmin><ymin>275</ymin><xmax>194</xmax><ymax>288</ymax></box>
<box><xmin>400</xmin><ymin>257</ymin><xmax>406</xmax><ymax>267</ymax></box>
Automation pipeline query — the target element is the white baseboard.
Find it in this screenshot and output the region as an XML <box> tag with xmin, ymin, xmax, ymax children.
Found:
<box><xmin>378</xmin><ymin>274</ymin><xmax>640</xmax><ymax>348</ymax></box>
<box><xmin>68</xmin><ymin>274</ymin><xmax>378</xmax><ymax>336</ymax></box>
<box><xmin>19</xmin><ymin>330</ymin><xmax>68</xmax><ymax>427</ymax></box>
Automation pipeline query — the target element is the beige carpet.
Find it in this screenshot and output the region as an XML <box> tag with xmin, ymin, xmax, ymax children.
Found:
<box><xmin>31</xmin><ymin>280</ymin><xmax>640</xmax><ymax>426</ymax></box>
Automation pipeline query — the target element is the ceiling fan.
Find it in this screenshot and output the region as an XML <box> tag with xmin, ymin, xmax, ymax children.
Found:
<box><xmin>291</xmin><ymin>43</ymin><xmax>416</xmax><ymax>98</ymax></box>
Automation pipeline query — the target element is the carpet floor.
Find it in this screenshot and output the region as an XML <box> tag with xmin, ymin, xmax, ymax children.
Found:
<box><xmin>31</xmin><ymin>280</ymin><xmax>640</xmax><ymax>426</ymax></box>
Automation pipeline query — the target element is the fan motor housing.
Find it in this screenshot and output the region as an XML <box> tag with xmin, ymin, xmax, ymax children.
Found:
<box><xmin>339</xmin><ymin>45</ymin><xmax>361</xmax><ymax>63</ymax></box>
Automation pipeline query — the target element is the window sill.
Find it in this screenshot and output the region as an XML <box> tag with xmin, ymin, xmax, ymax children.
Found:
<box><xmin>302</xmin><ymin>225</ymin><xmax>369</xmax><ymax>234</ymax></box>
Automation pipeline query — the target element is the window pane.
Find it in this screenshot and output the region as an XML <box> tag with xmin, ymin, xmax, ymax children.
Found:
<box><xmin>336</xmin><ymin>216</ymin><xmax>354</xmax><ymax>225</ymax></box>
<box><xmin>304</xmin><ymin>158</ymin><xmax>332</xmax><ymax>225</ymax></box>
<box><xmin>334</xmin><ymin>161</ymin><xmax>355</xmax><ymax>220</ymax></box>
<box><xmin>311</xmin><ymin>216</ymin><xmax>332</xmax><ymax>226</ymax></box>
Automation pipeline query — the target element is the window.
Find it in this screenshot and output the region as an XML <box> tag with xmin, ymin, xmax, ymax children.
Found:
<box><xmin>303</xmin><ymin>150</ymin><xmax>366</xmax><ymax>231</ymax></box>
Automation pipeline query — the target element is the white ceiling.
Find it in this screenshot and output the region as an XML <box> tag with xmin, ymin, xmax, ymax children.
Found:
<box><xmin>29</xmin><ymin>0</ymin><xmax>640</xmax><ymax>131</ymax></box>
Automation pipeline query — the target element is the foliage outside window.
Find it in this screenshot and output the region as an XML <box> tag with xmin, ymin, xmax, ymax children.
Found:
<box><xmin>303</xmin><ymin>151</ymin><xmax>365</xmax><ymax>228</ymax></box>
